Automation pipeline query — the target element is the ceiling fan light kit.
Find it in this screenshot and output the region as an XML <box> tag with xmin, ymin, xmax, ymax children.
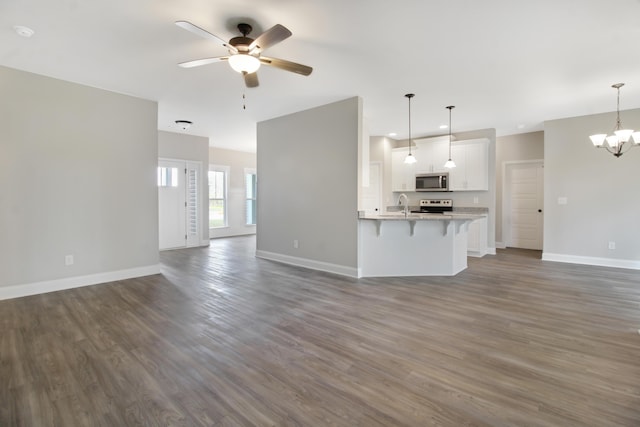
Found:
<box><xmin>175</xmin><ymin>20</ymin><xmax>312</xmax><ymax>88</ymax></box>
<box><xmin>228</xmin><ymin>54</ymin><xmax>260</xmax><ymax>74</ymax></box>
<box><xmin>589</xmin><ymin>83</ymin><xmax>639</xmax><ymax>158</ymax></box>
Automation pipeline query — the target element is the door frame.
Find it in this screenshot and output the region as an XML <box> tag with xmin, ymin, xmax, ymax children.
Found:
<box><xmin>502</xmin><ymin>159</ymin><xmax>544</xmax><ymax>249</ymax></box>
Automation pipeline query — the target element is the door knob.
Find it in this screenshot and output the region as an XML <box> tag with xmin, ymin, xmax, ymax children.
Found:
<box><xmin>538</xmin><ymin>209</ymin><xmax>542</xmax><ymax>212</ymax></box>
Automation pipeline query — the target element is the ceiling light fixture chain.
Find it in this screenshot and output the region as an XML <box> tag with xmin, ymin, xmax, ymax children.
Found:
<box><xmin>404</xmin><ymin>93</ymin><xmax>417</xmax><ymax>164</ymax></box>
<box><xmin>444</xmin><ymin>106</ymin><xmax>456</xmax><ymax>169</ymax></box>
<box><xmin>589</xmin><ymin>83</ymin><xmax>640</xmax><ymax>158</ymax></box>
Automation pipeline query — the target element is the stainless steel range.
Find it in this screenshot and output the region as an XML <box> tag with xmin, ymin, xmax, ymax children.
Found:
<box><xmin>413</xmin><ymin>199</ymin><xmax>453</xmax><ymax>214</ymax></box>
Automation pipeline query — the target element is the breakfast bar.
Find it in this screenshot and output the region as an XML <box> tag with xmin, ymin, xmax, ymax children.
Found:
<box><xmin>357</xmin><ymin>212</ymin><xmax>482</xmax><ymax>277</ymax></box>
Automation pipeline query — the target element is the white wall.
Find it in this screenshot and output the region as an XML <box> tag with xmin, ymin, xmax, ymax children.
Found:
<box><xmin>209</xmin><ymin>147</ymin><xmax>257</xmax><ymax>238</ymax></box>
<box><xmin>0</xmin><ymin>66</ymin><xmax>159</xmax><ymax>297</ymax></box>
<box><xmin>495</xmin><ymin>131</ymin><xmax>544</xmax><ymax>245</ymax></box>
<box><xmin>158</xmin><ymin>130</ymin><xmax>210</xmax><ymax>245</ymax></box>
<box><xmin>256</xmin><ymin>97</ymin><xmax>361</xmax><ymax>276</ymax></box>
<box><xmin>543</xmin><ymin>108</ymin><xmax>640</xmax><ymax>269</ymax></box>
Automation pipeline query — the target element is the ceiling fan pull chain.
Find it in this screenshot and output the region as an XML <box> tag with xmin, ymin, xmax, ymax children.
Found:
<box><xmin>243</xmin><ymin>93</ymin><xmax>246</xmax><ymax>110</ymax></box>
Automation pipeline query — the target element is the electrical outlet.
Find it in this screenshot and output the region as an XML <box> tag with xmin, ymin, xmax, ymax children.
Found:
<box><xmin>473</xmin><ymin>197</ymin><xmax>479</xmax><ymax>204</ymax></box>
<box><xmin>65</xmin><ymin>254</ymin><xmax>74</xmax><ymax>266</ymax></box>
<box><xmin>293</xmin><ymin>240</ymin><xmax>299</xmax><ymax>249</ymax></box>
<box><xmin>608</xmin><ymin>241</ymin><xmax>616</xmax><ymax>250</ymax></box>
<box><xmin>558</xmin><ymin>197</ymin><xmax>568</xmax><ymax>205</ymax></box>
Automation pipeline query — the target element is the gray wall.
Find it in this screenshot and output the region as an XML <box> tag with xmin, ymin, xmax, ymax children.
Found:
<box><xmin>495</xmin><ymin>131</ymin><xmax>544</xmax><ymax>244</ymax></box>
<box><xmin>543</xmin><ymin>109</ymin><xmax>640</xmax><ymax>265</ymax></box>
<box><xmin>209</xmin><ymin>147</ymin><xmax>257</xmax><ymax>238</ymax></box>
<box><xmin>158</xmin><ymin>130</ymin><xmax>210</xmax><ymax>245</ymax></box>
<box><xmin>256</xmin><ymin>97</ymin><xmax>361</xmax><ymax>274</ymax></box>
<box><xmin>0</xmin><ymin>66</ymin><xmax>159</xmax><ymax>289</ymax></box>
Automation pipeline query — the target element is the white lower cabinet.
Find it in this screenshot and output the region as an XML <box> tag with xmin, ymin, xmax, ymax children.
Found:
<box><xmin>467</xmin><ymin>215</ymin><xmax>488</xmax><ymax>257</ymax></box>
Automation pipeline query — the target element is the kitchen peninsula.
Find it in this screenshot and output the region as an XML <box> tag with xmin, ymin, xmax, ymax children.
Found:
<box><xmin>358</xmin><ymin>212</ymin><xmax>483</xmax><ymax>277</ymax></box>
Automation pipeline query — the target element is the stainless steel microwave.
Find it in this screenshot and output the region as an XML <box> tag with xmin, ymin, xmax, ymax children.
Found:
<box><xmin>415</xmin><ymin>173</ymin><xmax>449</xmax><ymax>192</ymax></box>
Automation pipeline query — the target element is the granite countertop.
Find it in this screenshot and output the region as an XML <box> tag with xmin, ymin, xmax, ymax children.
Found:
<box><xmin>363</xmin><ymin>206</ymin><xmax>488</xmax><ymax>221</ymax></box>
<box><xmin>360</xmin><ymin>212</ymin><xmax>484</xmax><ymax>221</ymax></box>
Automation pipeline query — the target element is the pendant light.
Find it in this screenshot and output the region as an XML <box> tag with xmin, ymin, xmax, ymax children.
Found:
<box><xmin>404</xmin><ymin>93</ymin><xmax>417</xmax><ymax>164</ymax></box>
<box><xmin>444</xmin><ymin>105</ymin><xmax>456</xmax><ymax>168</ymax></box>
<box><xmin>589</xmin><ymin>83</ymin><xmax>640</xmax><ymax>158</ymax></box>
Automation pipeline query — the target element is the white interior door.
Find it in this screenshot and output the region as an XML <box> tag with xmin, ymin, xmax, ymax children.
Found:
<box><xmin>505</xmin><ymin>161</ymin><xmax>543</xmax><ymax>250</ymax></box>
<box><xmin>158</xmin><ymin>159</ymin><xmax>202</xmax><ymax>250</ymax></box>
<box><xmin>361</xmin><ymin>162</ymin><xmax>382</xmax><ymax>215</ymax></box>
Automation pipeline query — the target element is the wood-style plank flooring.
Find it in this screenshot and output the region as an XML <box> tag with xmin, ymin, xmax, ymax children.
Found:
<box><xmin>2</xmin><ymin>236</ymin><xmax>640</xmax><ymax>426</ymax></box>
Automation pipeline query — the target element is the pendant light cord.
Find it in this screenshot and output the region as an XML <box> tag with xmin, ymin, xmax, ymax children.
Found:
<box><xmin>405</xmin><ymin>94</ymin><xmax>414</xmax><ymax>155</ymax></box>
<box><xmin>446</xmin><ymin>105</ymin><xmax>455</xmax><ymax>158</ymax></box>
<box><xmin>448</xmin><ymin>107</ymin><xmax>452</xmax><ymax>158</ymax></box>
<box><xmin>616</xmin><ymin>85</ymin><xmax>621</xmax><ymax>130</ymax></box>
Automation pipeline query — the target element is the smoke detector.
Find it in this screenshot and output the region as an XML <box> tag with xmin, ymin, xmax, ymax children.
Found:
<box><xmin>175</xmin><ymin>120</ymin><xmax>192</xmax><ymax>130</ymax></box>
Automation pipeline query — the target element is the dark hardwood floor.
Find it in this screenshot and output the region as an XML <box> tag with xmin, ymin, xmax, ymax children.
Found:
<box><xmin>2</xmin><ymin>236</ymin><xmax>640</xmax><ymax>426</ymax></box>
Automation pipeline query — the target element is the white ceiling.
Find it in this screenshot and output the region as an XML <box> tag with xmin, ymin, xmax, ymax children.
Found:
<box><xmin>2</xmin><ymin>0</ymin><xmax>640</xmax><ymax>153</ymax></box>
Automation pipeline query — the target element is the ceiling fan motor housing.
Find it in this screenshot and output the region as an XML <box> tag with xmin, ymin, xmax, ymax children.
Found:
<box><xmin>229</xmin><ymin>36</ymin><xmax>253</xmax><ymax>52</ymax></box>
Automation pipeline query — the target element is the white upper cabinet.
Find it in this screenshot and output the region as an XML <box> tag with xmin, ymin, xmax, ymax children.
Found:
<box><xmin>414</xmin><ymin>139</ymin><xmax>450</xmax><ymax>174</ymax></box>
<box><xmin>449</xmin><ymin>138</ymin><xmax>489</xmax><ymax>191</ymax></box>
<box><xmin>391</xmin><ymin>148</ymin><xmax>416</xmax><ymax>191</ymax></box>
<box><xmin>391</xmin><ymin>137</ymin><xmax>488</xmax><ymax>192</ymax></box>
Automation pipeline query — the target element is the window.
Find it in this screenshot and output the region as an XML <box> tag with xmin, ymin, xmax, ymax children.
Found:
<box><xmin>157</xmin><ymin>167</ymin><xmax>179</xmax><ymax>187</ymax></box>
<box><xmin>208</xmin><ymin>166</ymin><xmax>229</xmax><ymax>228</ymax></box>
<box><xmin>245</xmin><ymin>169</ymin><xmax>257</xmax><ymax>225</ymax></box>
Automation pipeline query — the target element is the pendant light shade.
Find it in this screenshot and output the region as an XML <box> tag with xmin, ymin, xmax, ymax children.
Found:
<box><xmin>404</xmin><ymin>93</ymin><xmax>417</xmax><ymax>164</ymax></box>
<box><xmin>444</xmin><ymin>105</ymin><xmax>456</xmax><ymax>169</ymax></box>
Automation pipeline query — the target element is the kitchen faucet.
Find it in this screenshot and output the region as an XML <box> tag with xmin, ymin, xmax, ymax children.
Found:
<box><xmin>398</xmin><ymin>193</ymin><xmax>409</xmax><ymax>217</ymax></box>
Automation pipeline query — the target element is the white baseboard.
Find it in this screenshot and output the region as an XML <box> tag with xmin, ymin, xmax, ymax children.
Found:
<box><xmin>495</xmin><ymin>241</ymin><xmax>506</xmax><ymax>249</ymax></box>
<box><xmin>468</xmin><ymin>247</ymin><xmax>497</xmax><ymax>258</ymax></box>
<box><xmin>256</xmin><ymin>250</ymin><xmax>359</xmax><ymax>278</ymax></box>
<box><xmin>542</xmin><ymin>253</ymin><xmax>640</xmax><ymax>270</ymax></box>
<box><xmin>0</xmin><ymin>264</ymin><xmax>161</xmax><ymax>301</ymax></box>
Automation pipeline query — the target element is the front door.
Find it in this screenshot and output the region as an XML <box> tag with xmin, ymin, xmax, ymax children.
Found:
<box><xmin>158</xmin><ymin>159</ymin><xmax>201</xmax><ymax>250</ymax></box>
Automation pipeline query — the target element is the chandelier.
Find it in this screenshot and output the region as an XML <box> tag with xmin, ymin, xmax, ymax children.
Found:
<box><xmin>589</xmin><ymin>83</ymin><xmax>640</xmax><ymax>157</ymax></box>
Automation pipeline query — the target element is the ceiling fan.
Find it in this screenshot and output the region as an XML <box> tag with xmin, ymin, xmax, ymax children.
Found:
<box><xmin>175</xmin><ymin>21</ymin><xmax>313</xmax><ymax>88</ymax></box>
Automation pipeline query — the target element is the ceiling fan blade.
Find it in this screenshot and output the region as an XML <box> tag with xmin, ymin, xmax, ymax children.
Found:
<box><xmin>248</xmin><ymin>24</ymin><xmax>292</xmax><ymax>54</ymax></box>
<box><xmin>259</xmin><ymin>56</ymin><xmax>313</xmax><ymax>76</ymax></box>
<box><xmin>243</xmin><ymin>71</ymin><xmax>259</xmax><ymax>88</ymax></box>
<box><xmin>178</xmin><ymin>56</ymin><xmax>228</xmax><ymax>68</ymax></box>
<box><xmin>175</xmin><ymin>21</ymin><xmax>238</xmax><ymax>54</ymax></box>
